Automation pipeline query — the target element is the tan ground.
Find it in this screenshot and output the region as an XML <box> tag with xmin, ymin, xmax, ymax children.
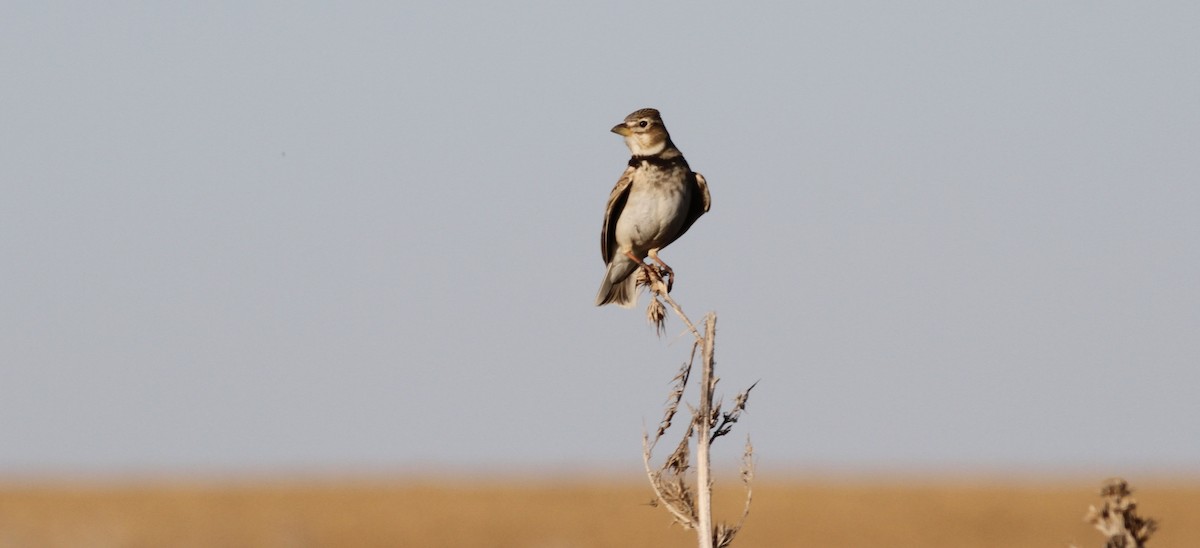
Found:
<box><xmin>0</xmin><ymin>475</ymin><xmax>1195</xmax><ymax>547</ymax></box>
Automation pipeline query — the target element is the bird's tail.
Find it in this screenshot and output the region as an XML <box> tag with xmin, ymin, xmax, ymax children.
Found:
<box><xmin>595</xmin><ymin>258</ymin><xmax>640</xmax><ymax>308</ymax></box>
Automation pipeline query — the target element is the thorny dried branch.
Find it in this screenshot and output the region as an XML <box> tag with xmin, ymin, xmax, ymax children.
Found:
<box><xmin>652</xmin><ymin>343</ymin><xmax>698</xmax><ymax>441</ymax></box>
<box><xmin>643</xmin><ymin>426</ymin><xmax>696</xmax><ymax>529</ymax></box>
<box><xmin>714</xmin><ymin>436</ymin><xmax>755</xmax><ymax>548</ymax></box>
<box><xmin>1080</xmin><ymin>478</ymin><xmax>1158</xmax><ymax>548</ymax></box>
<box><xmin>639</xmin><ymin>266</ymin><xmax>756</xmax><ymax>547</ymax></box>
<box><xmin>711</xmin><ymin>381</ymin><xmax>758</xmax><ymax>443</ymax></box>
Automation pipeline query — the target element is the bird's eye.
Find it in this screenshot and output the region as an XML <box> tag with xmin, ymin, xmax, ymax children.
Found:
<box><xmin>638</xmin><ymin>120</ymin><xmax>649</xmax><ymax>128</ymax></box>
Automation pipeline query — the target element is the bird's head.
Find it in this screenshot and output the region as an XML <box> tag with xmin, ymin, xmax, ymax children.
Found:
<box><xmin>612</xmin><ymin>108</ymin><xmax>671</xmax><ymax>156</ymax></box>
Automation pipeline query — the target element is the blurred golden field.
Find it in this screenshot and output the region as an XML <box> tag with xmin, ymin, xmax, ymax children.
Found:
<box><xmin>1</xmin><ymin>474</ymin><xmax>1196</xmax><ymax>547</ymax></box>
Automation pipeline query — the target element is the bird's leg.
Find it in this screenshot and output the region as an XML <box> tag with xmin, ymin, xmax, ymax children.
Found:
<box><xmin>647</xmin><ymin>249</ymin><xmax>674</xmax><ymax>292</ymax></box>
<box><xmin>625</xmin><ymin>250</ymin><xmax>666</xmax><ymax>291</ymax></box>
<box><xmin>624</xmin><ymin>250</ymin><xmax>651</xmax><ymax>278</ymax></box>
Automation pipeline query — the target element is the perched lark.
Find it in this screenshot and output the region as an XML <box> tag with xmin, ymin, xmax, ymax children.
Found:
<box><xmin>595</xmin><ymin>108</ymin><xmax>711</xmax><ymax>308</ymax></box>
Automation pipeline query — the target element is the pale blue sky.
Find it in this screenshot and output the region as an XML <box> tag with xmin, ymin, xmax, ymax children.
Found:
<box><xmin>2</xmin><ymin>2</ymin><xmax>1198</xmax><ymax>476</ymax></box>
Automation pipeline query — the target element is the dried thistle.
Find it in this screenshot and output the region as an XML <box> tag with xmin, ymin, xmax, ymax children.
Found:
<box><xmin>642</xmin><ymin>308</ymin><xmax>756</xmax><ymax>548</ymax></box>
<box><xmin>1083</xmin><ymin>478</ymin><xmax>1158</xmax><ymax>548</ymax></box>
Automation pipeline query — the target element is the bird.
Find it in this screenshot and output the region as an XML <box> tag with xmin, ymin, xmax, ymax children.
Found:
<box><xmin>595</xmin><ymin>108</ymin><xmax>711</xmax><ymax>308</ymax></box>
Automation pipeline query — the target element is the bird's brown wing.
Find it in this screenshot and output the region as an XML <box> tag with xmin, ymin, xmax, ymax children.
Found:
<box><xmin>667</xmin><ymin>171</ymin><xmax>711</xmax><ymax>245</ymax></box>
<box><xmin>601</xmin><ymin>166</ymin><xmax>636</xmax><ymax>263</ymax></box>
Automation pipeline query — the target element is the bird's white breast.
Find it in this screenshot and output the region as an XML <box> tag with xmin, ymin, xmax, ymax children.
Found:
<box><xmin>613</xmin><ymin>164</ymin><xmax>691</xmax><ymax>256</ymax></box>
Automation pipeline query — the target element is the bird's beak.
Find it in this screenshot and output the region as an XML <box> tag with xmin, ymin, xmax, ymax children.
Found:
<box><xmin>611</xmin><ymin>124</ymin><xmax>631</xmax><ymax>136</ymax></box>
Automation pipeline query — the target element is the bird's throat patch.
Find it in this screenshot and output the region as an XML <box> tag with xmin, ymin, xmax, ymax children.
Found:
<box><xmin>629</xmin><ymin>155</ymin><xmax>687</xmax><ymax>170</ymax></box>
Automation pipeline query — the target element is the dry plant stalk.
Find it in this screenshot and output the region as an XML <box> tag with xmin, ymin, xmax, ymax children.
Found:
<box><xmin>1080</xmin><ymin>478</ymin><xmax>1158</xmax><ymax>548</ymax></box>
<box><xmin>639</xmin><ymin>267</ymin><xmax>755</xmax><ymax>548</ymax></box>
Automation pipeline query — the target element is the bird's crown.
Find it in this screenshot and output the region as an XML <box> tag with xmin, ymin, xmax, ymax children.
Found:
<box><xmin>623</xmin><ymin>108</ymin><xmax>662</xmax><ymax>124</ymax></box>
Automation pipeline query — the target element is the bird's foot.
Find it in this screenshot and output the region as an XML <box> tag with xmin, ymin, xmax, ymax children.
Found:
<box><xmin>636</xmin><ymin>263</ymin><xmax>668</xmax><ymax>295</ymax></box>
<box><xmin>641</xmin><ymin>264</ymin><xmax>673</xmax><ymax>293</ymax></box>
<box><xmin>657</xmin><ymin>265</ymin><xmax>674</xmax><ymax>293</ymax></box>
<box><xmin>646</xmin><ymin>252</ymin><xmax>674</xmax><ymax>293</ymax></box>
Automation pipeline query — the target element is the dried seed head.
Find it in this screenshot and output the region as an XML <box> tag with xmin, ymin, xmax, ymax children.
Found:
<box><xmin>647</xmin><ymin>296</ymin><xmax>667</xmax><ymax>335</ymax></box>
<box><xmin>1084</xmin><ymin>478</ymin><xmax>1158</xmax><ymax>547</ymax></box>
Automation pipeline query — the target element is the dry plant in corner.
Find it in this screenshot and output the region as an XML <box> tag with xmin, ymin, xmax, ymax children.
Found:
<box><xmin>1074</xmin><ymin>477</ymin><xmax>1158</xmax><ymax>548</ymax></box>
<box><xmin>638</xmin><ymin>267</ymin><xmax>756</xmax><ymax>548</ymax></box>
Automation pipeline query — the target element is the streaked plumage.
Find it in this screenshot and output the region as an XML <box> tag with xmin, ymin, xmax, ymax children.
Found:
<box><xmin>595</xmin><ymin>108</ymin><xmax>711</xmax><ymax>308</ymax></box>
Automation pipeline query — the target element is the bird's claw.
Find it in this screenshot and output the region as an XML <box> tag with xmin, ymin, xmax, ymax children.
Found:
<box><xmin>655</xmin><ymin>265</ymin><xmax>674</xmax><ymax>293</ymax></box>
<box><xmin>638</xmin><ymin>262</ymin><xmax>675</xmax><ymax>293</ymax></box>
